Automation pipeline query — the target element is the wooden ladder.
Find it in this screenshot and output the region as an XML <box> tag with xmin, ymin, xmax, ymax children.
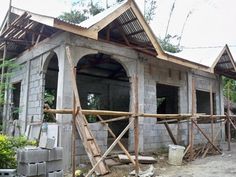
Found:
<box><xmin>66</xmin><ymin>47</ymin><xmax>109</xmax><ymax>175</ymax></box>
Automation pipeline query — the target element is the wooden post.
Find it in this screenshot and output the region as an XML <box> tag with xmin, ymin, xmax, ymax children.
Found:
<box><xmin>72</xmin><ymin>67</ymin><xmax>76</xmax><ymax>177</ymax></box>
<box><xmin>227</xmin><ymin>82</ymin><xmax>231</xmax><ymax>151</ymax></box>
<box><xmin>190</xmin><ymin>78</ymin><xmax>196</xmax><ymax>161</ymax></box>
<box><xmin>164</xmin><ymin>121</ymin><xmax>177</xmax><ymax>145</ymax></box>
<box><xmin>210</xmin><ymin>83</ymin><xmax>214</xmax><ymax>143</ymax></box>
<box><xmin>133</xmin><ymin>75</ymin><xmax>139</xmax><ymax>176</ymax></box>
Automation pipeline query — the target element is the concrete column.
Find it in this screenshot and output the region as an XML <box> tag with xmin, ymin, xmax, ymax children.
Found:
<box><xmin>55</xmin><ymin>45</ymin><xmax>73</xmax><ymax>170</ymax></box>
<box><xmin>128</xmin><ymin>58</ymin><xmax>144</xmax><ymax>152</ymax></box>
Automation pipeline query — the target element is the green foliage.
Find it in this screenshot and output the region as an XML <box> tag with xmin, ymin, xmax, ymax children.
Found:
<box><xmin>44</xmin><ymin>89</ymin><xmax>56</xmax><ymax>122</ymax></box>
<box><xmin>44</xmin><ymin>89</ymin><xmax>56</xmax><ymax>107</ymax></box>
<box><xmin>87</xmin><ymin>93</ymin><xmax>100</xmax><ymax>123</ymax></box>
<box><xmin>59</xmin><ymin>1</ymin><xmax>104</xmax><ymax>24</ymax></box>
<box><xmin>0</xmin><ymin>134</ymin><xmax>36</xmax><ymax>168</ymax></box>
<box><xmin>158</xmin><ymin>34</ymin><xmax>182</xmax><ymax>53</ymax></box>
<box><xmin>223</xmin><ymin>77</ymin><xmax>236</xmax><ymax>102</ymax></box>
<box><xmin>0</xmin><ymin>59</ymin><xmax>19</xmax><ymax>106</ymax></box>
<box><xmin>58</xmin><ymin>10</ymin><xmax>88</xmax><ymax>24</ymax></box>
<box><xmin>144</xmin><ymin>0</ymin><xmax>157</xmax><ymax>24</ymax></box>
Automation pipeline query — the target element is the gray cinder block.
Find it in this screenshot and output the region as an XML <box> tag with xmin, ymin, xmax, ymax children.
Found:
<box><xmin>47</xmin><ymin>172</ymin><xmax>55</xmax><ymax>177</ymax></box>
<box><xmin>46</xmin><ymin>160</ymin><xmax>63</xmax><ymax>173</ymax></box>
<box><xmin>17</xmin><ymin>163</ymin><xmax>37</xmax><ymax>176</ymax></box>
<box><xmin>48</xmin><ymin>147</ymin><xmax>63</xmax><ymax>161</ymax></box>
<box><xmin>0</xmin><ymin>169</ymin><xmax>16</xmax><ymax>177</ymax></box>
<box><xmin>55</xmin><ymin>170</ymin><xmax>64</xmax><ymax>177</ymax></box>
<box><xmin>17</xmin><ymin>148</ymin><xmax>48</xmax><ymax>163</ymax></box>
<box><xmin>37</xmin><ymin>162</ymin><xmax>46</xmax><ymax>175</ymax></box>
<box><xmin>47</xmin><ymin>170</ymin><xmax>63</xmax><ymax>177</ymax></box>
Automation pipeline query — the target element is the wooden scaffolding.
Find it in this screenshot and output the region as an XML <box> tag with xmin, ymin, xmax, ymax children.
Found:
<box><xmin>43</xmin><ymin>46</ymin><xmax>236</xmax><ymax>176</ymax></box>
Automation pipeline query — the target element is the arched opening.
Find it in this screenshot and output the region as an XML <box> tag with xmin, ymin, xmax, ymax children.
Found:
<box><xmin>76</xmin><ymin>53</ymin><xmax>130</xmax><ymax>149</ymax></box>
<box><xmin>44</xmin><ymin>52</ymin><xmax>59</xmax><ymax>122</ymax></box>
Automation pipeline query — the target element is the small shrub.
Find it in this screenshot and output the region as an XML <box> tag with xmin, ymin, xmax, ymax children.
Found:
<box><xmin>0</xmin><ymin>134</ymin><xmax>36</xmax><ymax>168</ymax></box>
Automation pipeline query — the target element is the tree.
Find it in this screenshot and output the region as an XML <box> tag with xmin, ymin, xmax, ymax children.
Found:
<box><xmin>158</xmin><ymin>35</ymin><xmax>182</xmax><ymax>53</ymax></box>
<box><xmin>144</xmin><ymin>0</ymin><xmax>157</xmax><ymax>24</ymax></box>
<box><xmin>59</xmin><ymin>0</ymin><xmax>104</xmax><ymax>24</ymax></box>
<box><xmin>223</xmin><ymin>77</ymin><xmax>236</xmax><ymax>103</ymax></box>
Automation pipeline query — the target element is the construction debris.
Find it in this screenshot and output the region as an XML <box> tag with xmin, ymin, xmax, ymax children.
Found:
<box><xmin>184</xmin><ymin>144</ymin><xmax>220</xmax><ymax>161</ymax></box>
<box><xmin>129</xmin><ymin>165</ymin><xmax>154</xmax><ymax>177</ymax></box>
<box><xmin>118</xmin><ymin>154</ymin><xmax>157</xmax><ymax>164</ymax></box>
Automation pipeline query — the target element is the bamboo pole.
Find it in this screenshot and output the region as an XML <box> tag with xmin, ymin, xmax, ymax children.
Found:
<box><xmin>44</xmin><ymin>108</ymin><xmax>192</xmax><ymax>119</ymax></box>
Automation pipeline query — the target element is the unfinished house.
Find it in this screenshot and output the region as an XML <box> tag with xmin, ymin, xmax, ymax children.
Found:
<box><xmin>1</xmin><ymin>0</ymin><xmax>236</xmax><ymax>170</ymax></box>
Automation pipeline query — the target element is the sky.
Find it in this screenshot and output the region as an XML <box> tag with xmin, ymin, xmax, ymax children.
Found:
<box><xmin>1</xmin><ymin>0</ymin><xmax>236</xmax><ymax>59</ymax></box>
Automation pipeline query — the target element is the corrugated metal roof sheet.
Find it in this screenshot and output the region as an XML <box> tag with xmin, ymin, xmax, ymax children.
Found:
<box><xmin>169</xmin><ymin>47</ymin><xmax>223</xmax><ymax>67</ymax></box>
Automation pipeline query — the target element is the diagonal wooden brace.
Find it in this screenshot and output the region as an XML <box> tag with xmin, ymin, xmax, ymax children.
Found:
<box><xmin>192</xmin><ymin>120</ymin><xmax>222</xmax><ymax>154</ymax></box>
<box><xmin>97</xmin><ymin>115</ymin><xmax>136</xmax><ymax>165</ymax></box>
<box><xmin>86</xmin><ymin>118</ymin><xmax>135</xmax><ymax>177</ymax></box>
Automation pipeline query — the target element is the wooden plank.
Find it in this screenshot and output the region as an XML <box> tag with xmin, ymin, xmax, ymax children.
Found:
<box><xmin>85</xmin><ymin>118</ymin><xmax>135</xmax><ymax>177</ymax></box>
<box><xmin>118</xmin><ymin>154</ymin><xmax>157</xmax><ymax>164</ymax></box>
<box><xmin>164</xmin><ymin>122</ymin><xmax>177</xmax><ymax>145</ymax></box>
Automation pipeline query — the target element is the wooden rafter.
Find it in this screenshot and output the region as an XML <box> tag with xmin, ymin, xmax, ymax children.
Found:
<box><xmin>127</xmin><ymin>29</ymin><xmax>145</xmax><ymax>36</ymax></box>
<box><xmin>120</xmin><ymin>17</ymin><xmax>137</xmax><ymax>26</ymax></box>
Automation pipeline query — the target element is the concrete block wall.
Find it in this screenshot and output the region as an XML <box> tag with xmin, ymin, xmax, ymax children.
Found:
<box><xmin>27</xmin><ymin>57</ymin><xmax>44</xmax><ymax>122</ymax></box>
<box><xmin>142</xmin><ymin>122</ymin><xmax>187</xmax><ymax>151</ymax></box>
<box><xmin>141</xmin><ymin>122</ymin><xmax>222</xmax><ymax>152</ymax></box>
<box><xmin>76</xmin><ymin>122</ymin><xmax>108</xmax><ymax>163</ymax></box>
<box><xmin>193</xmin><ymin>123</ymin><xmax>222</xmax><ymax>144</ymax></box>
<box><xmin>194</xmin><ymin>71</ymin><xmax>221</xmax><ymax>114</ymax></box>
<box><xmin>6</xmin><ymin>62</ymin><xmax>27</xmax><ymax>134</ymax></box>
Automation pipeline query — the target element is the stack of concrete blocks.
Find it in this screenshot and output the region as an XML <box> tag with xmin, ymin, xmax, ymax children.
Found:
<box><xmin>17</xmin><ymin>147</ymin><xmax>63</xmax><ymax>177</ymax></box>
<box><xmin>76</xmin><ymin>122</ymin><xmax>108</xmax><ymax>163</ymax></box>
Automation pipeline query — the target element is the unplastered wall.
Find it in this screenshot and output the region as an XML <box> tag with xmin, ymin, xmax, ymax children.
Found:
<box><xmin>5</xmin><ymin>62</ymin><xmax>27</xmax><ymax>134</ymax></box>
<box><xmin>27</xmin><ymin>57</ymin><xmax>44</xmax><ymax>122</ymax></box>
<box><xmin>4</xmin><ymin>32</ymin><xmax>69</xmax><ymax>135</ymax></box>
<box><xmin>142</xmin><ymin>56</ymin><xmax>189</xmax><ymax>151</ymax></box>
<box><xmin>193</xmin><ymin>70</ymin><xmax>221</xmax><ymax>115</ymax></box>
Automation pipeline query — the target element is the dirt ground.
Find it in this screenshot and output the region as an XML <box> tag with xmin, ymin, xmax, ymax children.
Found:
<box><xmin>157</xmin><ymin>142</ymin><xmax>236</xmax><ymax>177</ymax></box>
<box><xmin>67</xmin><ymin>142</ymin><xmax>236</xmax><ymax>177</ymax></box>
